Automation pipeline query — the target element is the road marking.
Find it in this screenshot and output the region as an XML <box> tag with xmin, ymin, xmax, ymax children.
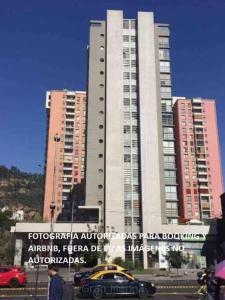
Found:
<box><xmin>0</xmin><ymin>287</ymin><xmax>46</xmax><ymax>291</ymax></box>
<box><xmin>0</xmin><ymin>295</ymin><xmax>46</xmax><ymax>298</ymax></box>
<box><xmin>0</xmin><ymin>292</ymin><xmax>197</xmax><ymax>298</ymax></box>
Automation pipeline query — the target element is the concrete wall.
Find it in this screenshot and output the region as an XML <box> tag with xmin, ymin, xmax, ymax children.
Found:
<box><xmin>137</xmin><ymin>12</ymin><xmax>164</xmax><ymax>233</ymax></box>
<box><xmin>85</xmin><ymin>21</ymin><xmax>106</xmax><ymax>211</ymax></box>
<box><xmin>105</xmin><ymin>10</ymin><xmax>125</xmax><ymax>258</ymax></box>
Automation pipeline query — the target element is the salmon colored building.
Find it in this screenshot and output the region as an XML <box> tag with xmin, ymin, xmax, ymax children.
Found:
<box><xmin>43</xmin><ymin>90</ymin><xmax>86</xmax><ymax>222</ymax></box>
<box><xmin>174</xmin><ymin>97</ymin><xmax>223</xmax><ymax>223</ymax></box>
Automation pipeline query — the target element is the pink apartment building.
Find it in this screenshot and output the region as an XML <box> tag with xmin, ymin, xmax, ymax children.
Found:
<box><xmin>174</xmin><ymin>97</ymin><xmax>223</xmax><ymax>222</ymax></box>
<box><xmin>43</xmin><ymin>90</ymin><xmax>86</xmax><ymax>222</ymax></box>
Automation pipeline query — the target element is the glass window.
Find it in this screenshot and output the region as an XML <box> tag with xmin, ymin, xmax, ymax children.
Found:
<box><xmin>123</xmin><ymin>48</ymin><xmax>129</xmax><ymax>59</ymax></box>
<box><xmin>131</xmin><ymin>85</ymin><xmax>137</xmax><ymax>92</ymax></box>
<box><xmin>123</xmin><ymin>20</ymin><xmax>129</xmax><ymax>29</ymax></box>
<box><xmin>123</xmin><ymin>35</ymin><xmax>129</xmax><ymax>42</ymax></box>
<box><xmin>159</xmin><ymin>49</ymin><xmax>170</xmax><ymax>60</ymax></box>
<box><xmin>123</xmin><ymin>85</ymin><xmax>130</xmax><ymax>92</ymax></box>
<box><xmin>158</xmin><ymin>36</ymin><xmax>169</xmax><ymax>48</ymax></box>
<box><xmin>160</xmin><ymin>61</ymin><xmax>170</xmax><ymax>73</ymax></box>
<box><xmin>160</xmin><ymin>73</ymin><xmax>171</xmax><ymax>86</ymax></box>
<box><xmin>123</xmin><ymin>72</ymin><xmax>130</xmax><ymax>79</ymax></box>
<box><xmin>130</xmin><ymin>20</ymin><xmax>136</xmax><ymax>29</ymax></box>
<box><xmin>161</xmin><ymin>86</ymin><xmax>171</xmax><ymax>98</ymax></box>
<box><xmin>124</xmin><ymin>98</ymin><xmax>130</xmax><ymax>106</ymax></box>
<box><xmin>131</xmin><ymin>60</ymin><xmax>136</xmax><ymax>67</ymax></box>
<box><xmin>131</xmin><ymin>73</ymin><xmax>136</xmax><ymax>80</ymax></box>
<box><xmin>123</xmin><ymin>60</ymin><xmax>130</xmax><ymax>67</ymax></box>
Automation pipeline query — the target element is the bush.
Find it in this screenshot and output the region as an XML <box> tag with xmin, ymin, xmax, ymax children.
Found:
<box><xmin>121</xmin><ymin>260</ymin><xmax>135</xmax><ymax>270</ymax></box>
<box><xmin>134</xmin><ymin>259</ymin><xmax>143</xmax><ymax>270</ymax></box>
<box><xmin>112</xmin><ymin>257</ymin><xmax>123</xmax><ymax>266</ymax></box>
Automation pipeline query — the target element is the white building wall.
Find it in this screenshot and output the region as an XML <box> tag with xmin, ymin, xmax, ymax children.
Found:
<box><xmin>105</xmin><ymin>10</ymin><xmax>125</xmax><ymax>260</ymax></box>
<box><xmin>137</xmin><ymin>12</ymin><xmax>163</xmax><ymax>233</ymax></box>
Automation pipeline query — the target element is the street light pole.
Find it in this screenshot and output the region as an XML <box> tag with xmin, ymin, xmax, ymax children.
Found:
<box><xmin>68</xmin><ymin>188</ymin><xmax>76</xmax><ymax>273</ymax></box>
<box><xmin>49</xmin><ymin>133</ymin><xmax>60</xmax><ymax>258</ymax></box>
<box><xmin>47</xmin><ymin>133</ymin><xmax>60</xmax><ymax>300</ymax></box>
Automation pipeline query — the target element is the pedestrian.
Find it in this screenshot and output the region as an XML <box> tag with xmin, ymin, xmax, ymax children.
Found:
<box><xmin>197</xmin><ymin>269</ymin><xmax>210</xmax><ymax>298</ymax></box>
<box><xmin>48</xmin><ymin>264</ymin><xmax>63</xmax><ymax>300</ymax></box>
<box><xmin>214</xmin><ymin>277</ymin><xmax>221</xmax><ymax>300</ymax></box>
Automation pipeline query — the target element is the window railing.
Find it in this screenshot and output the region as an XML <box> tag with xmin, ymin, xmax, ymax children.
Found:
<box><xmin>164</xmin><ymin>177</ymin><xmax>177</xmax><ymax>185</ymax></box>
<box><xmin>163</xmin><ymin>148</ymin><xmax>175</xmax><ymax>154</ymax></box>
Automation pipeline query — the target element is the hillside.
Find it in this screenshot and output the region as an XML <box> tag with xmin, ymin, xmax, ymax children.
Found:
<box><xmin>0</xmin><ymin>165</ymin><xmax>44</xmax><ymax>220</ymax></box>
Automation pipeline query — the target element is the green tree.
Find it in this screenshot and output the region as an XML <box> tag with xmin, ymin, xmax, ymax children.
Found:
<box><xmin>165</xmin><ymin>247</ymin><xmax>188</xmax><ymax>274</ymax></box>
<box><xmin>0</xmin><ymin>210</ymin><xmax>16</xmax><ymax>264</ymax></box>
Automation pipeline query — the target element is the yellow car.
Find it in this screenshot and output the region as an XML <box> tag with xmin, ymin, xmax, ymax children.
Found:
<box><xmin>74</xmin><ymin>264</ymin><xmax>132</xmax><ymax>285</ymax></box>
<box><xmin>80</xmin><ymin>270</ymin><xmax>156</xmax><ymax>298</ymax></box>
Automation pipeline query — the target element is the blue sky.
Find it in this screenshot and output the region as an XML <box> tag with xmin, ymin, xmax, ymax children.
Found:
<box><xmin>0</xmin><ymin>0</ymin><xmax>225</xmax><ymax>180</ymax></box>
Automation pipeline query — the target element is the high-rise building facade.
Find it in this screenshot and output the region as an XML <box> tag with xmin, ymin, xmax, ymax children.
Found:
<box><xmin>43</xmin><ymin>90</ymin><xmax>86</xmax><ymax>222</ymax></box>
<box><xmin>174</xmin><ymin>97</ymin><xmax>223</xmax><ymax>222</ymax></box>
<box><xmin>85</xmin><ymin>10</ymin><xmax>179</xmax><ymax>261</ymax></box>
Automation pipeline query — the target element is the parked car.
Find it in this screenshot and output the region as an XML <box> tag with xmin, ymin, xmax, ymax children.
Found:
<box><xmin>0</xmin><ymin>266</ymin><xmax>27</xmax><ymax>287</ymax></box>
<box><xmin>80</xmin><ymin>270</ymin><xmax>156</xmax><ymax>299</ymax></box>
<box><xmin>74</xmin><ymin>263</ymin><xmax>132</xmax><ymax>286</ymax></box>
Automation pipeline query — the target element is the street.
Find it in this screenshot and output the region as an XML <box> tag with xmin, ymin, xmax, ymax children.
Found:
<box><xmin>0</xmin><ymin>282</ymin><xmax>201</xmax><ymax>299</ymax></box>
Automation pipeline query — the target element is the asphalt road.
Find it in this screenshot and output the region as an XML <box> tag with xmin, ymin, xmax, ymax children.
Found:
<box><xmin>0</xmin><ymin>282</ymin><xmax>202</xmax><ymax>300</ymax></box>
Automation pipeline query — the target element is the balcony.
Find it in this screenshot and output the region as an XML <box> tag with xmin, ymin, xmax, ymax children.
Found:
<box><xmin>198</xmin><ymin>177</ymin><xmax>208</xmax><ymax>182</ymax></box>
<box><xmin>64</xmin><ymin>145</ymin><xmax>73</xmax><ymax>150</ymax></box>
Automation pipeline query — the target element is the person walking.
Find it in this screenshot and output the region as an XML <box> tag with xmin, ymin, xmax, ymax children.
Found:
<box><xmin>48</xmin><ymin>264</ymin><xmax>63</xmax><ymax>300</ymax></box>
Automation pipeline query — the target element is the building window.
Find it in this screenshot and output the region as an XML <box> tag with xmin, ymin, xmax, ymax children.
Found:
<box><xmin>124</xmin><ymin>154</ymin><xmax>131</xmax><ymax>162</ymax></box>
<box><xmin>131</xmin><ymin>73</ymin><xmax>136</xmax><ymax>80</ymax></box>
<box><xmin>163</xmin><ymin>141</ymin><xmax>175</xmax><ymax>154</ymax></box>
<box><xmin>161</xmin><ymin>86</ymin><xmax>171</xmax><ymax>98</ymax></box>
<box><xmin>124</xmin><ymin>98</ymin><xmax>130</xmax><ymax>106</ymax></box>
<box><xmin>124</xmin><ymin>126</ymin><xmax>130</xmax><ymax>133</ymax></box>
<box><xmin>123</xmin><ymin>20</ymin><xmax>129</xmax><ymax>29</ymax></box>
<box><xmin>160</xmin><ymin>73</ymin><xmax>171</xmax><ymax>86</ymax></box>
<box><xmin>131</xmin><ymin>60</ymin><xmax>136</xmax><ymax>67</ymax></box>
<box><xmin>123</xmin><ymin>60</ymin><xmax>130</xmax><ymax>67</ymax></box>
<box><xmin>131</xmin><ymin>85</ymin><xmax>137</xmax><ymax>92</ymax></box>
<box><xmin>123</xmin><ymin>85</ymin><xmax>130</xmax><ymax>92</ymax></box>
<box><xmin>123</xmin><ymin>48</ymin><xmax>129</xmax><ymax>59</ymax></box>
<box><xmin>159</xmin><ymin>49</ymin><xmax>170</xmax><ymax>60</ymax></box>
<box><xmin>123</xmin><ymin>35</ymin><xmax>129</xmax><ymax>42</ymax></box>
<box><xmin>130</xmin><ymin>20</ymin><xmax>136</xmax><ymax>29</ymax></box>
<box><xmin>123</xmin><ymin>72</ymin><xmax>130</xmax><ymax>79</ymax></box>
<box><xmin>158</xmin><ymin>36</ymin><xmax>169</xmax><ymax>48</ymax></box>
<box><xmin>160</xmin><ymin>61</ymin><xmax>170</xmax><ymax>73</ymax></box>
